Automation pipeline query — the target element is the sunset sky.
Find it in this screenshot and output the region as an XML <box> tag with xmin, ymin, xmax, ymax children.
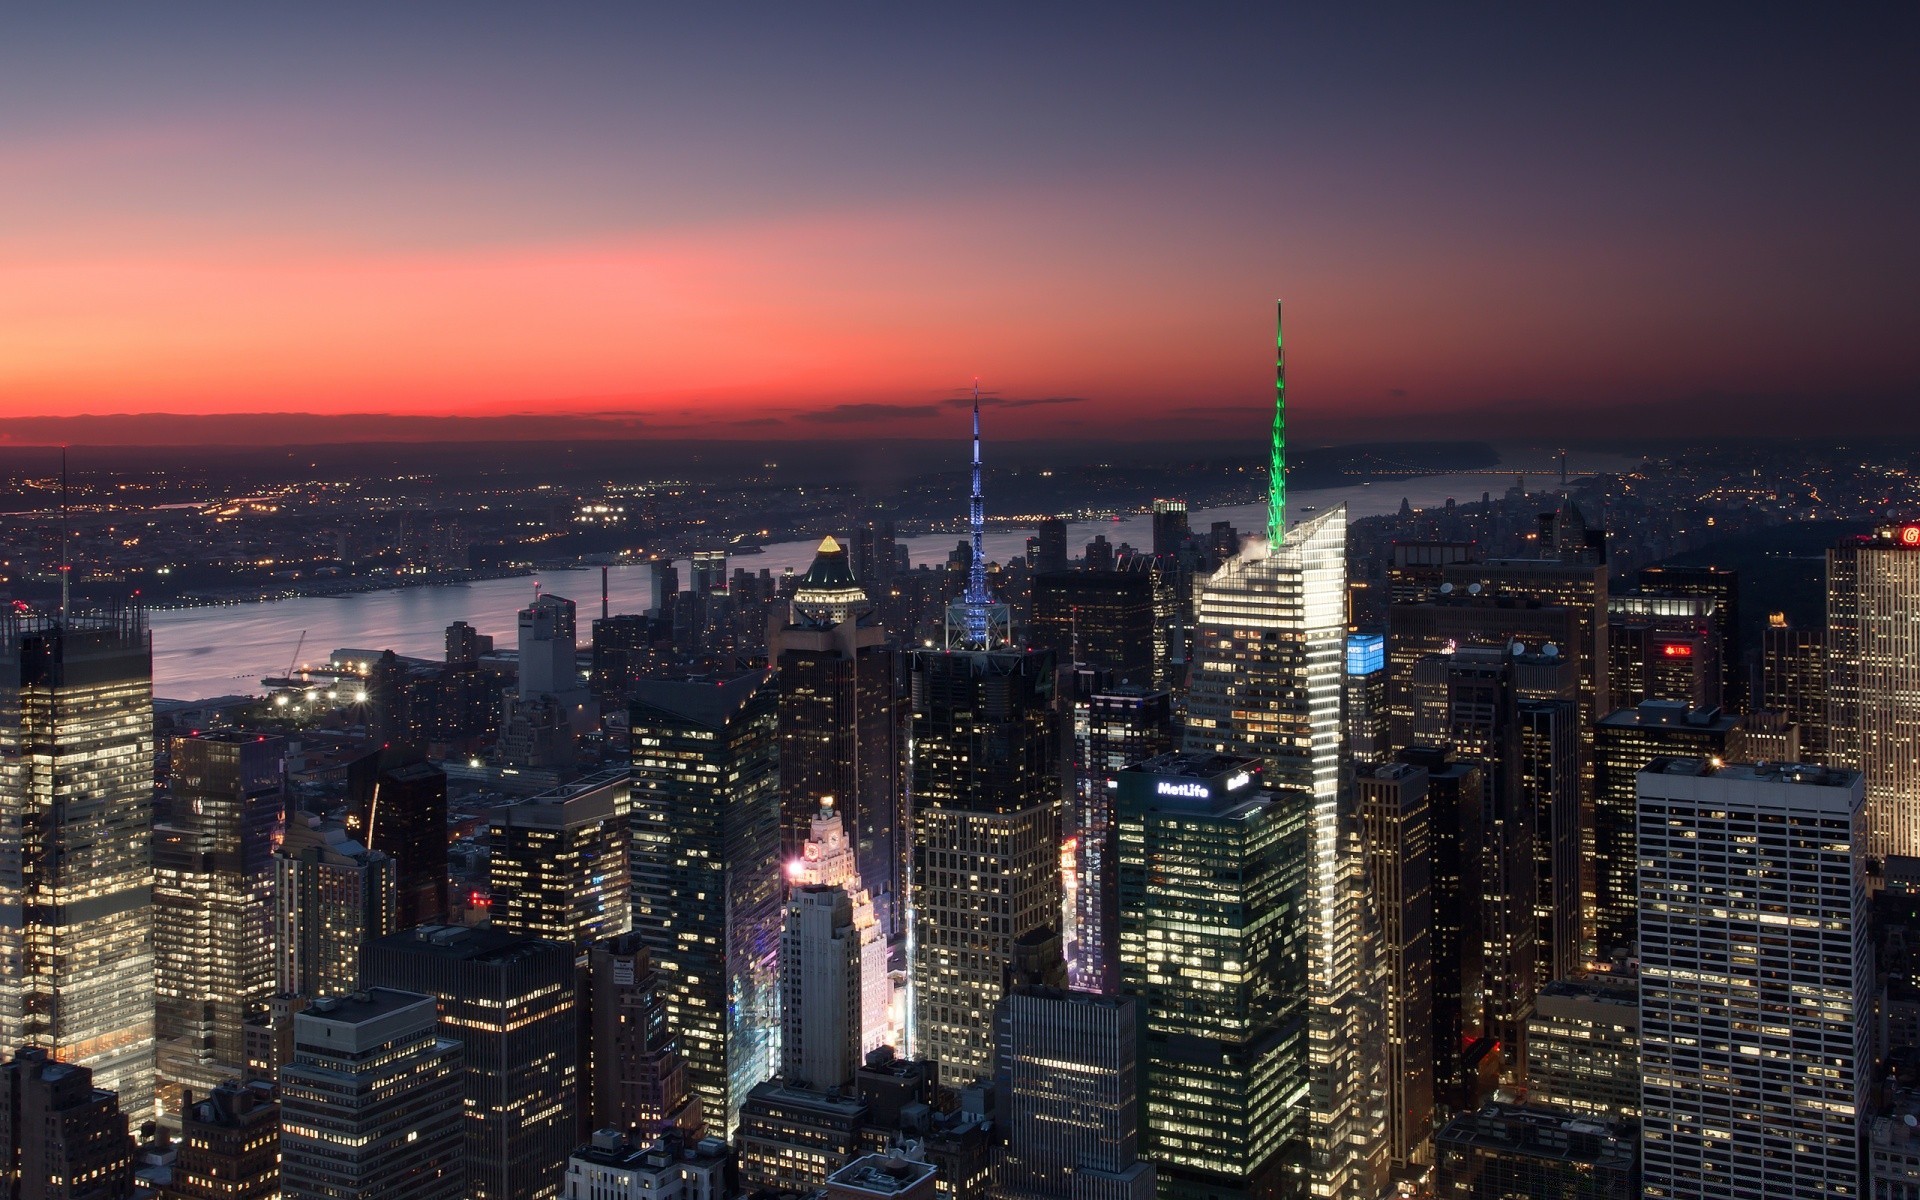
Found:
<box><xmin>4</xmin><ymin>6</ymin><xmax>1916</xmax><ymax>444</ymax></box>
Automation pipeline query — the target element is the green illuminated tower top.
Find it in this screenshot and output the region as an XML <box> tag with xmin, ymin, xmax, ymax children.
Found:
<box><xmin>1267</xmin><ymin>299</ymin><xmax>1286</xmax><ymax>546</ymax></box>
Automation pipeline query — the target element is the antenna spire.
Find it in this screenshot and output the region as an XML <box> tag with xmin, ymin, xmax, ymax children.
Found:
<box><xmin>1267</xmin><ymin>300</ymin><xmax>1287</xmax><ymax>546</ymax></box>
<box><xmin>59</xmin><ymin>447</ymin><xmax>71</xmax><ymax>622</ymax></box>
<box><xmin>964</xmin><ymin>380</ymin><xmax>990</xmax><ymax>646</ymax></box>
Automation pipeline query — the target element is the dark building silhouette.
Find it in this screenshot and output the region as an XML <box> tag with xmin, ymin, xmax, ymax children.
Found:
<box><xmin>0</xmin><ymin>1049</ymin><xmax>135</xmax><ymax>1200</ymax></box>
<box><xmin>168</xmin><ymin>1080</ymin><xmax>279</xmax><ymax>1200</ymax></box>
<box><xmin>587</xmin><ymin>934</ymin><xmax>699</xmax><ymax>1141</ymax></box>
<box><xmin>346</xmin><ymin>746</ymin><xmax>448</xmax><ymax>929</ymax></box>
<box><xmin>1069</xmin><ymin>685</ymin><xmax>1175</xmax><ymax>993</ymax></box>
<box><xmin>1031</xmin><ymin>570</ymin><xmax>1155</xmax><ymax>686</ymax></box>
<box><xmin>1637</xmin><ymin>564</ymin><xmax>1741</xmax><ymax>711</ymax></box>
<box><xmin>1761</xmin><ymin>612</ymin><xmax>1827</xmax><ymax>761</ymax></box>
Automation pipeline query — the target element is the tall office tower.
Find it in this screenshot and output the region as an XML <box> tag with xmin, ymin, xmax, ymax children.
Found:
<box><xmin>769</xmin><ymin>542</ymin><xmax>904</xmax><ymax>939</ymax></box>
<box><xmin>1728</xmin><ymin>709</ymin><xmax>1801</xmax><ymax>762</ymax></box>
<box><xmin>1115</xmin><ymin>755</ymin><xmax>1306</xmax><ymax>1200</ymax></box>
<box><xmin>782</xmin><ymin>886</ymin><xmax>862</xmax><ymax>1091</ymax></box>
<box><xmin>690</xmin><ymin>550</ymin><xmax>728</xmax><ymax>598</ymax></box>
<box><xmin>1032</xmin><ymin>519</ymin><xmax>1071</xmax><ymax>576</ymax></box>
<box><xmin>850</xmin><ymin>515</ymin><xmax>899</xmax><ymax>593</ymax></box>
<box><xmin>0</xmin><ymin>606</ymin><xmax>155</xmax><ymax>1121</ymax></box>
<box><xmin>0</xmin><ymin>1047</ymin><xmax>135</xmax><ymax>1200</ymax></box>
<box><xmin>447</xmin><ymin>618</ymin><xmax>489</xmax><ymax>666</ymax></box>
<box><xmin>1344</xmin><ymin>634</ymin><xmax>1390</xmax><ymax>761</ymax></box>
<box><xmin>1523</xmin><ymin>978</ymin><xmax>1639</xmax><ymax>1120</ymax></box>
<box><xmin>1353</xmin><ymin>762</ymin><xmax>1435</xmax><ymax>1173</ymax></box>
<box><xmin>1828</xmin><ymin>524</ymin><xmax>1920</xmax><ymax>859</ymax></box>
<box><xmin>1000</xmin><ymin>988</ymin><xmax>1155</xmax><ymax>1200</ymax></box>
<box><xmin>368</xmin><ymin>926</ymin><xmax>579</xmax><ymax>1200</ymax></box>
<box><xmin>1184</xmin><ymin>304</ymin><xmax>1384</xmax><ymax>1199</ymax></box>
<box><xmin>1591</xmin><ymin>700</ymin><xmax>1736</xmax><ymax>962</ymax></box>
<box><xmin>273</xmin><ymin>814</ymin><xmax>397</xmax><ymax>998</ymax></box>
<box><xmin>908</xmin><ymin>644</ymin><xmax>1060</xmax><ymax>1080</ymax></box>
<box><xmin>1071</xmin><ymin>687</ymin><xmax>1175</xmax><ymax>993</ymax></box>
<box><xmin>590</xmin><ymin>613</ymin><xmax>657</xmax><ymax>705</ymax></box>
<box><xmin>1637</xmin><ymin>760</ymin><xmax>1870</xmax><ymax>1200</ymax></box>
<box><xmin>278</xmin><ymin>990</ymin><xmax>465</xmax><ymax>1200</ymax></box>
<box><xmin>1607</xmin><ymin>592</ymin><xmax>1720</xmax><ymax>710</ymax></box>
<box><xmin>1516</xmin><ymin>698</ymin><xmax>1581</xmax><ymax>989</ymax></box>
<box><xmin>628</xmin><ymin>672</ymin><xmax>782</xmax><ymax>1135</ymax></box>
<box><xmin>1032</xmin><ymin>570</ymin><xmax>1157</xmax><ymax>685</ymax></box>
<box><xmin>790</xmin><ymin>801</ymin><xmax>892</xmax><ymax>1056</ymax></box>
<box><xmin>1385</xmin><ymin>543</ymin><xmax>1479</xmax><ymax>605</ymax></box>
<box><xmin>1761</xmin><ymin>612</ymin><xmax>1828</xmax><ymax>760</ymax></box>
<box><xmin>1396</xmin><ymin>747</ymin><xmax>1487</xmax><ymax>1114</ymax></box>
<box><xmin>167</xmin><ymin>1080</ymin><xmax>279</xmax><ymax>1200</ymax></box>
<box><xmin>1152</xmin><ymin>498</ymin><xmax>1191</xmax><ymax>558</ymax></box>
<box><xmin>1433</xmin><ymin>1104</ymin><xmax>1638</xmax><ymax>1199</ymax></box>
<box><xmin>490</xmin><ymin>768</ymin><xmax>632</xmax><ymax>945</ymax></box>
<box><xmin>588</xmin><ymin>934</ymin><xmax>698</xmax><ymax>1141</ymax></box>
<box><xmin>345</xmin><ymin>745</ymin><xmax>448</xmax><ymax>928</ymax></box>
<box><xmin>1638</xmin><ymin>564</ymin><xmax>1741</xmax><ymax>710</ymax></box>
<box><xmin>520</xmin><ymin>592</ymin><xmax>581</xmax><ymax>697</ymax></box>
<box><xmin>154</xmin><ymin>732</ymin><xmax>285</xmax><ymax>1116</ymax></box>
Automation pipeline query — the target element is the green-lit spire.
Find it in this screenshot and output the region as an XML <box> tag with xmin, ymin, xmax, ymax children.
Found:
<box><xmin>1267</xmin><ymin>299</ymin><xmax>1286</xmax><ymax>545</ymax></box>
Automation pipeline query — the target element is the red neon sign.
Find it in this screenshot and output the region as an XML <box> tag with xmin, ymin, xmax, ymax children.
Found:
<box><xmin>1900</xmin><ymin>525</ymin><xmax>1920</xmax><ymax>547</ymax></box>
<box><xmin>1662</xmin><ymin>643</ymin><xmax>1694</xmax><ymax>658</ymax></box>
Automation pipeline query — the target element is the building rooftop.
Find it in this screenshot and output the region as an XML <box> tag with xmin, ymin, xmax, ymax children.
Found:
<box><xmin>1598</xmin><ymin>699</ymin><xmax>1738</xmax><ymax>732</ymax></box>
<box><xmin>631</xmin><ymin>670</ymin><xmax>773</xmax><ymax>727</ymax></box>
<box><xmin>303</xmin><ymin>987</ymin><xmax>435</xmax><ymax>1024</ymax></box>
<box><xmin>828</xmin><ymin>1153</ymin><xmax>937</xmax><ymax>1196</ymax></box>
<box><xmin>377</xmin><ymin>923</ymin><xmax>568</xmax><ymax>966</ymax></box>
<box><xmin>1642</xmin><ymin>757</ymin><xmax>1860</xmax><ymax>790</ymax></box>
<box><xmin>1437</xmin><ymin>1103</ymin><xmax>1636</xmax><ymax>1172</ymax></box>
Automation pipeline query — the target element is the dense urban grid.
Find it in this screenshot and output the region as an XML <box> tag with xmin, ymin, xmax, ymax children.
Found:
<box><xmin>4</xmin><ymin>308</ymin><xmax>1920</xmax><ymax>1200</ymax></box>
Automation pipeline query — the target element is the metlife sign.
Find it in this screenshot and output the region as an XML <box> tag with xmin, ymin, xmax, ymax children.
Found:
<box><xmin>1156</xmin><ymin>781</ymin><xmax>1211</xmax><ymax>799</ymax></box>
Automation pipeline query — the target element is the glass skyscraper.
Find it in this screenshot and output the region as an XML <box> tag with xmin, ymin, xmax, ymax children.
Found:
<box><xmin>0</xmin><ymin>606</ymin><xmax>156</xmax><ymax>1120</ymax></box>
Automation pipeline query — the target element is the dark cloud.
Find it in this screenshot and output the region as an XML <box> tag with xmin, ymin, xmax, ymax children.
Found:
<box><xmin>939</xmin><ymin>395</ymin><xmax>1091</xmax><ymax>410</ymax></box>
<box><xmin>794</xmin><ymin>403</ymin><xmax>942</xmax><ymax>425</ymax></box>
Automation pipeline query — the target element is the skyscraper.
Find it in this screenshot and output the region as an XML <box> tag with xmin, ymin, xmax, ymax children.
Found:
<box><xmin>1152</xmin><ymin>499</ymin><xmax>1190</xmax><ymax>559</ymax></box>
<box><xmin>628</xmin><ymin>672</ymin><xmax>783</xmax><ymax>1135</ymax></box>
<box><xmin>490</xmin><ymin>768</ymin><xmax>632</xmax><ymax>946</ymax></box>
<box><xmin>1591</xmin><ymin>700</ymin><xmax>1736</xmax><ymax>963</ymax></box>
<box><xmin>1827</xmin><ymin>523</ymin><xmax>1920</xmax><ymax>859</ymax></box>
<box><xmin>1000</xmin><ymin>988</ymin><xmax>1155</xmax><ymax>1200</ymax></box>
<box><xmin>1115</xmin><ymin>754</ymin><xmax>1306</xmax><ymax>1200</ymax></box>
<box><xmin>278</xmin><ymin>990</ymin><xmax>465</xmax><ymax>1200</ymax></box>
<box><xmin>368</xmin><ymin>926</ymin><xmax>580</xmax><ymax>1200</ymax></box>
<box><xmin>1637</xmin><ymin>563</ymin><xmax>1741</xmax><ymax>711</ymax></box>
<box><xmin>789</xmin><ymin>800</ymin><xmax>892</xmax><ymax>1056</ymax></box>
<box><xmin>154</xmin><ymin>731</ymin><xmax>285</xmax><ymax>1116</ymax></box>
<box><xmin>781</xmin><ymin>886</ymin><xmax>862</xmax><ymax>1091</ymax></box>
<box><xmin>273</xmin><ymin>813</ymin><xmax>397</xmax><ymax>1000</ymax></box>
<box><xmin>1636</xmin><ymin>759</ymin><xmax>1869</xmax><ymax>1199</ymax></box>
<box><xmin>0</xmin><ymin>1047</ymin><xmax>136</xmax><ymax>1200</ymax></box>
<box><xmin>1343</xmin><ymin>634</ymin><xmax>1390</xmax><ymax>762</ymax></box>
<box><xmin>519</xmin><ymin>593</ymin><xmax>580</xmax><ymax>698</ymax></box>
<box><xmin>1607</xmin><ymin>591</ymin><xmax>1720</xmax><ymax>711</ymax></box>
<box><xmin>345</xmin><ymin>746</ymin><xmax>448</xmax><ymax>929</ymax></box>
<box><xmin>1761</xmin><ymin>612</ymin><xmax>1827</xmax><ymax>761</ymax></box>
<box><xmin>1031</xmin><ymin>570</ymin><xmax>1157</xmax><ymax>685</ymax></box>
<box><xmin>0</xmin><ymin>605</ymin><xmax>156</xmax><ymax>1120</ymax></box>
<box><xmin>769</xmin><ymin>540</ymin><xmax>904</xmax><ymax>939</ymax></box>
<box><xmin>1353</xmin><ymin>762</ymin><xmax>1434</xmax><ymax>1173</ymax></box>
<box><xmin>1070</xmin><ymin>686</ymin><xmax>1175</xmax><ymax>994</ymax></box>
<box><xmin>1182</xmin><ymin>303</ymin><xmax>1383</xmax><ymax>1199</ymax></box>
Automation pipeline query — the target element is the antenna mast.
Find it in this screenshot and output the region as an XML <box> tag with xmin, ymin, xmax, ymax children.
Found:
<box><xmin>59</xmin><ymin>447</ymin><xmax>71</xmax><ymax>621</ymax></box>
<box><xmin>1267</xmin><ymin>301</ymin><xmax>1287</xmax><ymax>547</ymax></box>
<box><xmin>964</xmin><ymin>381</ymin><xmax>990</xmax><ymax>647</ymax></box>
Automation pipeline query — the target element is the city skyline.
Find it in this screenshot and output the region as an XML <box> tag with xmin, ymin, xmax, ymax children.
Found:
<box><xmin>3</xmin><ymin>7</ymin><xmax>1916</xmax><ymax>443</ymax></box>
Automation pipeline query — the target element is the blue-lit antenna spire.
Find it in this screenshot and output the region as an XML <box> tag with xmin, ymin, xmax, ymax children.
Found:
<box><xmin>964</xmin><ymin>381</ymin><xmax>990</xmax><ymax>646</ymax></box>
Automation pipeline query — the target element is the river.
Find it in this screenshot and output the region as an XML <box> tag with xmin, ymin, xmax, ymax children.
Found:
<box><xmin>150</xmin><ymin>465</ymin><xmax>1627</xmax><ymax>700</ymax></box>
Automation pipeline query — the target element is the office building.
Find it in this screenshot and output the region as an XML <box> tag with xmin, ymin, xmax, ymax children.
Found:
<box><xmin>1151</xmin><ymin>499</ymin><xmax>1190</xmax><ymax>558</ymax></box>
<box><xmin>769</xmin><ymin>542</ymin><xmax>905</xmax><ymax>940</ymax></box>
<box><xmin>1396</xmin><ymin>747</ymin><xmax>1488</xmax><ymax>1113</ymax></box>
<box><xmin>790</xmin><ymin>801</ymin><xmax>894</xmax><ymax>1056</ymax></box>
<box><xmin>1183</xmin><ymin>305</ymin><xmax>1383</xmax><ymax>1197</ymax></box>
<box><xmin>783</xmin><ymin>886</ymin><xmax>862</xmax><ymax>1091</ymax></box>
<box><xmin>0</xmin><ymin>606</ymin><xmax>156</xmax><ymax>1119</ymax></box>
<box><xmin>278</xmin><ymin>990</ymin><xmax>465</xmax><ymax>1200</ymax></box>
<box><xmin>588</xmin><ymin>934</ymin><xmax>699</xmax><ymax>1141</ymax></box>
<box><xmin>1344</xmin><ymin>634</ymin><xmax>1390</xmax><ymax>762</ymax></box>
<box><xmin>629</xmin><ymin>673</ymin><xmax>783</xmax><ymax>1135</ymax></box>
<box><xmin>1000</xmin><ymin>987</ymin><xmax>1155</xmax><ymax>1200</ymax></box>
<box><xmin>1070</xmin><ymin>686</ymin><xmax>1175</xmax><ymax>994</ymax></box>
<box><xmin>273</xmin><ymin>814</ymin><xmax>397</xmax><ymax>999</ymax></box>
<box><xmin>1031</xmin><ymin>570</ymin><xmax>1157</xmax><ymax>686</ymax></box>
<box><xmin>346</xmin><ymin>745</ymin><xmax>448</xmax><ymax>929</ymax></box>
<box><xmin>1761</xmin><ymin>613</ymin><xmax>1827</xmax><ymax>761</ymax></box>
<box><xmin>1116</xmin><ymin>755</ymin><xmax>1307</xmax><ymax>1200</ymax></box>
<box><xmin>520</xmin><ymin>592</ymin><xmax>581</xmax><ymax>698</ymax></box>
<box><xmin>1728</xmin><ymin>708</ymin><xmax>1800</xmax><ymax>764</ymax></box>
<box><xmin>1829</xmin><ymin>524</ymin><xmax>1920</xmax><ymax>859</ymax></box>
<box><xmin>154</xmin><ymin>732</ymin><xmax>285</xmax><ymax>1116</ymax></box>
<box><xmin>1637</xmin><ymin>760</ymin><xmax>1869</xmax><ymax>1199</ymax></box>
<box><xmin>690</xmin><ymin>550</ymin><xmax>727</xmax><ymax>598</ymax></box>
<box><xmin>0</xmin><ymin>1048</ymin><xmax>136</xmax><ymax>1200</ymax></box>
<box><xmin>1524</xmin><ymin>978</ymin><xmax>1639</xmax><ymax>1120</ymax></box>
<box><xmin>368</xmin><ymin>926</ymin><xmax>580</xmax><ymax>1200</ymax></box>
<box><xmin>1638</xmin><ymin>564</ymin><xmax>1741</xmax><ymax>711</ymax></box>
<box><xmin>491</xmin><ymin>768</ymin><xmax>632</xmax><ymax>946</ymax></box>
<box><xmin>1433</xmin><ymin>1103</ymin><xmax>1637</xmax><ymax>1199</ymax></box>
<box><xmin>562</xmin><ymin>1129</ymin><xmax>730</xmax><ymax>1200</ymax></box>
<box><xmin>1354</xmin><ymin>762</ymin><xmax>1435</xmax><ymax>1171</ymax></box>
<box><xmin>167</xmin><ymin>1080</ymin><xmax>279</xmax><ymax>1200</ymax></box>
<box><xmin>1607</xmin><ymin>591</ymin><xmax>1720</xmax><ymax>711</ymax></box>
<box><xmin>736</xmin><ymin>1080</ymin><xmax>868</xmax><ymax>1193</ymax></box>
<box><xmin>1591</xmin><ymin>701</ymin><xmax>1737</xmax><ymax>962</ymax></box>
<box><xmin>908</xmin><ymin>643</ymin><xmax>1060</xmax><ymax>1081</ymax></box>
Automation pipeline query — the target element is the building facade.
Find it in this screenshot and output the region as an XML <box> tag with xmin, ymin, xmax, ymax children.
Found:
<box><xmin>1828</xmin><ymin>525</ymin><xmax>1920</xmax><ymax>859</ymax></box>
